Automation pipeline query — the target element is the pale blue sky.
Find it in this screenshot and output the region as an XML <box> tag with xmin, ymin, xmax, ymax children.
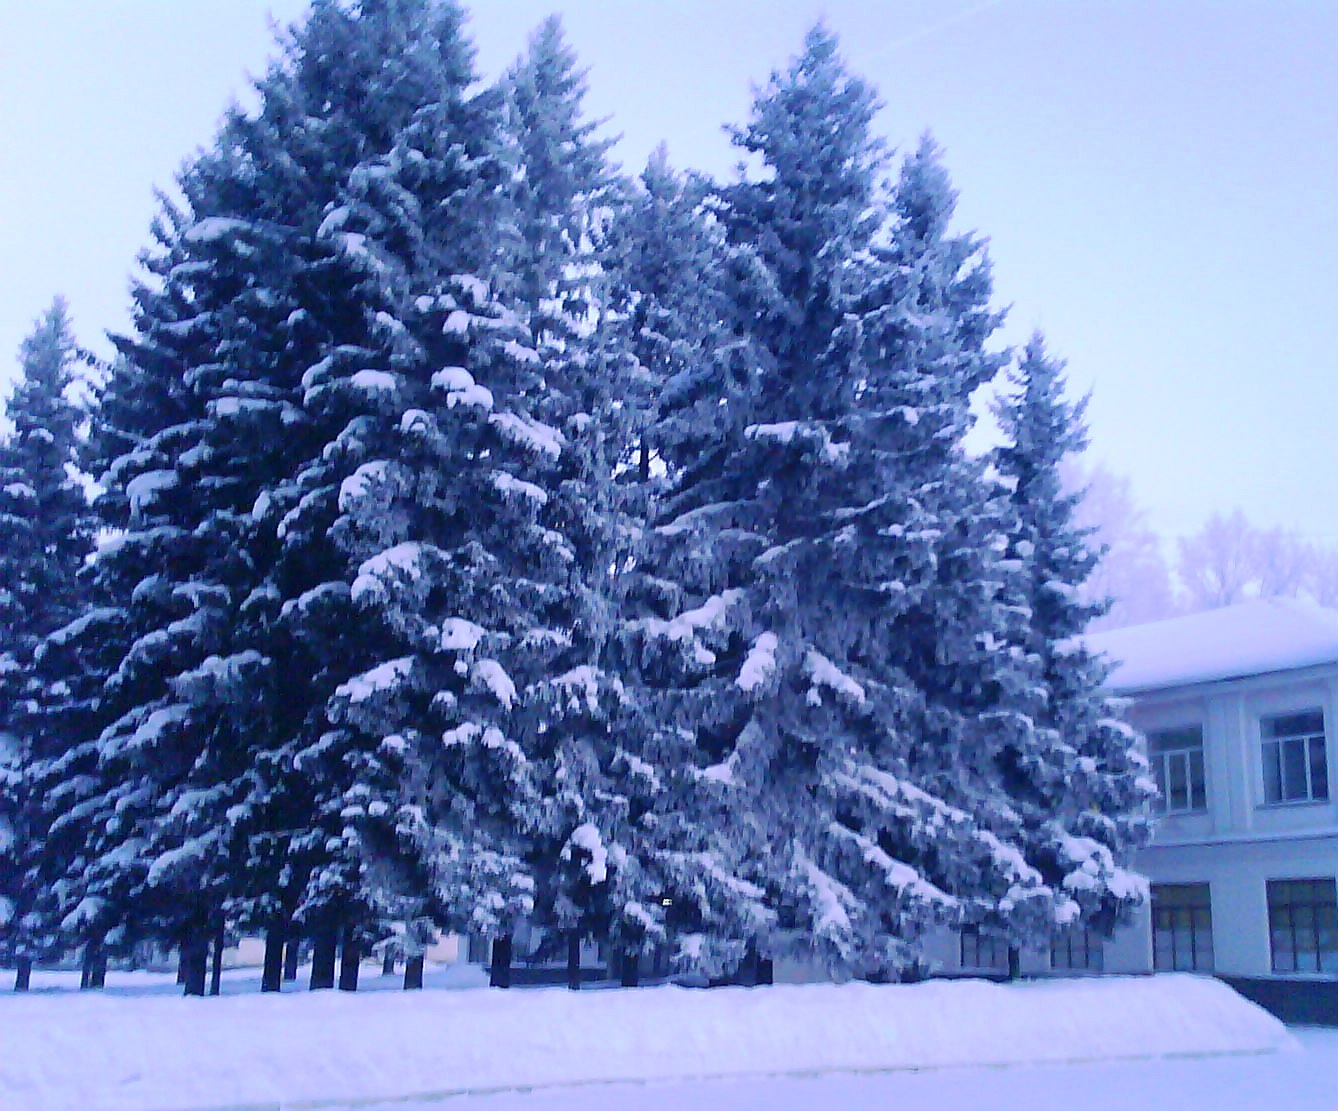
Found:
<box><xmin>1</xmin><ymin>1</ymin><xmax>1334</xmax><ymax>543</ymax></box>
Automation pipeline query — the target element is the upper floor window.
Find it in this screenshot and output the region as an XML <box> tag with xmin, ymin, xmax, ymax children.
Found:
<box><xmin>1148</xmin><ymin>724</ymin><xmax>1207</xmax><ymax>813</ymax></box>
<box><xmin>1261</xmin><ymin>709</ymin><xmax>1328</xmax><ymax>805</ymax></box>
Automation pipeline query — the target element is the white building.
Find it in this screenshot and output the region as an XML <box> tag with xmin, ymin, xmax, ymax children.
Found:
<box><xmin>930</xmin><ymin>600</ymin><xmax>1338</xmax><ymax>1019</ymax></box>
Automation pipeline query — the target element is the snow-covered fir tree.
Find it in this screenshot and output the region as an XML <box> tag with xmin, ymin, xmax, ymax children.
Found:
<box><xmin>988</xmin><ymin>334</ymin><xmax>1154</xmax><ymax>952</ymax></box>
<box><xmin>635</xmin><ymin>26</ymin><xmax>1076</xmax><ymax>979</ymax></box>
<box><xmin>0</xmin><ymin>300</ymin><xmax>98</xmax><ymax>990</ymax></box>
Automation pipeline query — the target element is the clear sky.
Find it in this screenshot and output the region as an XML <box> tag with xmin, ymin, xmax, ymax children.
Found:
<box><xmin>2</xmin><ymin>1</ymin><xmax>1334</xmax><ymax>544</ymax></box>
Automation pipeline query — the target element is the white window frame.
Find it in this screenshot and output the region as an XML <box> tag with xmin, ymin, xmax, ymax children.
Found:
<box><xmin>1260</xmin><ymin>709</ymin><xmax>1329</xmax><ymax>806</ymax></box>
<box><xmin>1148</xmin><ymin>724</ymin><xmax>1207</xmax><ymax>813</ymax></box>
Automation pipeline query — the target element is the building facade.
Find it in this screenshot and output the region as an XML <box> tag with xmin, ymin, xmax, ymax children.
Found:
<box><xmin>930</xmin><ymin>600</ymin><xmax>1338</xmax><ymax>1019</ymax></box>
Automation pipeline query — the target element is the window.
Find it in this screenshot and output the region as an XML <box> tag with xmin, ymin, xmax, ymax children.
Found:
<box><xmin>960</xmin><ymin>927</ymin><xmax>1008</xmax><ymax>972</ymax></box>
<box><xmin>1050</xmin><ymin>926</ymin><xmax>1104</xmax><ymax>972</ymax></box>
<box><xmin>1148</xmin><ymin>725</ymin><xmax>1207</xmax><ymax>813</ymax></box>
<box><xmin>1261</xmin><ymin>710</ymin><xmax>1328</xmax><ymax>804</ymax></box>
<box><xmin>1151</xmin><ymin>883</ymin><xmax>1213</xmax><ymax>972</ymax></box>
<box><xmin>1268</xmin><ymin>879</ymin><xmax>1338</xmax><ymax>974</ymax></box>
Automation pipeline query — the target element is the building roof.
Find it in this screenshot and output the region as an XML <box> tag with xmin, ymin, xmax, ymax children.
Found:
<box><xmin>1085</xmin><ymin>598</ymin><xmax>1338</xmax><ymax>694</ymax></box>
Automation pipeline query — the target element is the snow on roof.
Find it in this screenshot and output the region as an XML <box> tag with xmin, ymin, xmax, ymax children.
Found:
<box><xmin>1085</xmin><ymin>598</ymin><xmax>1338</xmax><ymax>694</ymax></box>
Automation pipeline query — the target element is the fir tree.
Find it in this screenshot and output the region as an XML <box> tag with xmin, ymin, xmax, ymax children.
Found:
<box><xmin>988</xmin><ymin>334</ymin><xmax>1154</xmax><ymax>951</ymax></box>
<box><xmin>0</xmin><ymin>299</ymin><xmax>97</xmax><ymax>989</ymax></box>
<box><xmin>639</xmin><ymin>27</ymin><xmax>1051</xmax><ymax>978</ymax></box>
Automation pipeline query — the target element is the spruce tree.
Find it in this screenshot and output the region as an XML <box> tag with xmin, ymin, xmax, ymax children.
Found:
<box><xmin>0</xmin><ymin>299</ymin><xmax>97</xmax><ymax>989</ymax></box>
<box><xmin>638</xmin><ymin>27</ymin><xmax>1051</xmax><ymax>978</ymax></box>
<box><xmin>989</xmin><ymin>335</ymin><xmax>1154</xmax><ymax>951</ymax></box>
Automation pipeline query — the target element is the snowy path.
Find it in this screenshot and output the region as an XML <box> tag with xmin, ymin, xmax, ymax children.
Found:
<box><xmin>365</xmin><ymin>1029</ymin><xmax>1338</xmax><ymax>1111</ymax></box>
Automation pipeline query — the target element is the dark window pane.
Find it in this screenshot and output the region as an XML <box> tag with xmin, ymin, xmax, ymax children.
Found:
<box><xmin>1311</xmin><ymin>739</ymin><xmax>1329</xmax><ymax>800</ymax></box>
<box><xmin>1190</xmin><ymin>750</ymin><xmax>1207</xmax><ymax>809</ymax></box>
<box><xmin>1263</xmin><ymin>743</ymin><xmax>1283</xmax><ymax>803</ymax></box>
<box><xmin>1283</xmin><ymin>740</ymin><xmax>1308</xmax><ymax>800</ymax></box>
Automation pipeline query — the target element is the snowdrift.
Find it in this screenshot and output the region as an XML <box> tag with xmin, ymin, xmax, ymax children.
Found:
<box><xmin>0</xmin><ymin>973</ymin><xmax>1294</xmax><ymax>1111</ymax></box>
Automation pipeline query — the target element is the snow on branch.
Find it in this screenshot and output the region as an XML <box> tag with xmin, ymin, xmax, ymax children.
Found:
<box><xmin>638</xmin><ymin>589</ymin><xmax>743</xmax><ymax>642</ymax></box>
<box><xmin>805</xmin><ymin>649</ymin><xmax>866</xmax><ymax>705</ymax></box>
<box><xmin>737</xmin><ymin>632</ymin><xmax>779</xmax><ymax>692</ymax></box>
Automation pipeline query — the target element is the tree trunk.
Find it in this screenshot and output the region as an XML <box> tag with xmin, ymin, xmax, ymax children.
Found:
<box><xmin>209</xmin><ymin>922</ymin><xmax>225</xmax><ymax>996</ymax></box>
<box><xmin>619</xmin><ymin>949</ymin><xmax>639</xmax><ymax>988</ymax></box>
<box><xmin>338</xmin><ymin>934</ymin><xmax>361</xmax><ymax>992</ymax></box>
<box><xmin>1007</xmin><ymin>946</ymin><xmax>1021</xmax><ymax>982</ymax></box>
<box><xmin>755</xmin><ymin>956</ymin><xmax>774</xmax><ymax>986</ymax></box>
<box><xmin>176</xmin><ymin>953</ymin><xmax>187</xmax><ymax>984</ymax></box>
<box><xmin>489</xmin><ymin>936</ymin><xmax>512</xmax><ymax>989</ymax></box>
<box><xmin>382</xmin><ymin>951</ymin><xmax>396</xmax><ymax>977</ymax></box>
<box><xmin>566</xmin><ymin>931</ymin><xmax>582</xmax><ymax>991</ymax></box>
<box><xmin>81</xmin><ymin>942</ymin><xmax>106</xmax><ymax>991</ymax></box>
<box><xmin>309</xmin><ymin>928</ymin><xmax>337</xmax><ymax>991</ymax></box>
<box><xmin>14</xmin><ymin>958</ymin><xmax>32</xmax><ymax>992</ymax></box>
<box><xmin>261</xmin><ymin>928</ymin><xmax>285</xmax><ymax>993</ymax></box>
<box><xmin>283</xmin><ymin>936</ymin><xmax>300</xmax><ymax>981</ymax></box>
<box><xmin>182</xmin><ymin>937</ymin><xmax>208</xmax><ymax>997</ymax></box>
<box><xmin>403</xmin><ymin>954</ymin><xmax>424</xmax><ymax>991</ymax></box>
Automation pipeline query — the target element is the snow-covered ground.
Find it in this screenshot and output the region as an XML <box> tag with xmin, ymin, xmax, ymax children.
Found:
<box><xmin>0</xmin><ymin>969</ymin><xmax>1301</xmax><ymax>1111</ymax></box>
<box><xmin>379</xmin><ymin>1028</ymin><xmax>1338</xmax><ymax>1111</ymax></box>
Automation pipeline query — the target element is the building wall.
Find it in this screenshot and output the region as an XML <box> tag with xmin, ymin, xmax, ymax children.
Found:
<box><xmin>1125</xmin><ymin>662</ymin><xmax>1338</xmax><ymax>980</ymax></box>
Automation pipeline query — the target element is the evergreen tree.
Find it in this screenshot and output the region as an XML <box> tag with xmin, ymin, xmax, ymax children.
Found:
<box><xmin>0</xmin><ymin>299</ymin><xmax>97</xmax><ymax>989</ymax></box>
<box><xmin>638</xmin><ymin>27</ymin><xmax>1054</xmax><ymax>978</ymax></box>
<box><xmin>989</xmin><ymin>335</ymin><xmax>1153</xmax><ymax>951</ymax></box>
<box><xmin>30</xmin><ymin>0</ymin><xmax>507</xmax><ymax>990</ymax></box>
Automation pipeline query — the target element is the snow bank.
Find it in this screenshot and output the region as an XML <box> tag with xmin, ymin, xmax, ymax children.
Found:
<box><xmin>0</xmin><ymin>974</ymin><xmax>1292</xmax><ymax>1111</ymax></box>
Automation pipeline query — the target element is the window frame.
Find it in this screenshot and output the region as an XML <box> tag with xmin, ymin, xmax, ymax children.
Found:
<box><xmin>1267</xmin><ymin>878</ymin><xmax>1338</xmax><ymax>975</ymax></box>
<box><xmin>1050</xmin><ymin>926</ymin><xmax>1105</xmax><ymax>972</ymax></box>
<box><xmin>1150</xmin><ymin>882</ymin><xmax>1214</xmax><ymax>973</ymax></box>
<box><xmin>959</xmin><ymin>926</ymin><xmax>1009</xmax><ymax>972</ymax></box>
<box><xmin>1259</xmin><ymin>708</ymin><xmax>1329</xmax><ymax>806</ymax></box>
<box><xmin>1147</xmin><ymin>723</ymin><xmax>1208</xmax><ymax>814</ymax></box>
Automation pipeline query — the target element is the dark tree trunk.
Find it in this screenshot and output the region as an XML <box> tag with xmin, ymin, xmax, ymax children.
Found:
<box><xmin>567</xmin><ymin>931</ymin><xmax>582</xmax><ymax>991</ymax></box>
<box><xmin>619</xmin><ymin>949</ymin><xmax>639</xmax><ymax>988</ymax></box>
<box><xmin>283</xmin><ymin>936</ymin><xmax>300</xmax><ymax>981</ymax></box>
<box><xmin>81</xmin><ymin>942</ymin><xmax>106</xmax><ymax>991</ymax></box>
<box><xmin>382</xmin><ymin>951</ymin><xmax>395</xmax><ymax>977</ymax></box>
<box><xmin>1007</xmin><ymin>946</ymin><xmax>1021</xmax><ymax>982</ymax></box>
<box><xmin>14</xmin><ymin>958</ymin><xmax>32</xmax><ymax>992</ymax></box>
<box><xmin>755</xmin><ymin>956</ymin><xmax>774</xmax><ymax>986</ymax></box>
<box><xmin>403</xmin><ymin>955</ymin><xmax>424</xmax><ymax>991</ymax></box>
<box><xmin>176</xmin><ymin>953</ymin><xmax>187</xmax><ymax>984</ymax></box>
<box><xmin>209</xmin><ymin>923</ymin><xmax>225</xmax><ymax>996</ymax></box>
<box><xmin>261</xmin><ymin>928</ymin><xmax>285</xmax><ymax>993</ymax></box>
<box><xmin>489</xmin><ymin>936</ymin><xmax>512</xmax><ymax>989</ymax></box>
<box><xmin>182</xmin><ymin>937</ymin><xmax>208</xmax><ymax>997</ymax></box>
<box><xmin>309</xmin><ymin>928</ymin><xmax>337</xmax><ymax>991</ymax></box>
<box><xmin>338</xmin><ymin>934</ymin><xmax>361</xmax><ymax>992</ymax></box>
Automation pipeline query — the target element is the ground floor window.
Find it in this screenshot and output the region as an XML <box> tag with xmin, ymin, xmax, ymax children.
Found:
<box><xmin>1050</xmin><ymin>926</ymin><xmax>1105</xmax><ymax>972</ymax></box>
<box><xmin>1151</xmin><ymin>883</ymin><xmax>1214</xmax><ymax>972</ymax></box>
<box><xmin>1267</xmin><ymin>878</ymin><xmax>1338</xmax><ymax>974</ymax></box>
<box><xmin>960</xmin><ymin>927</ymin><xmax>1009</xmax><ymax>972</ymax></box>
